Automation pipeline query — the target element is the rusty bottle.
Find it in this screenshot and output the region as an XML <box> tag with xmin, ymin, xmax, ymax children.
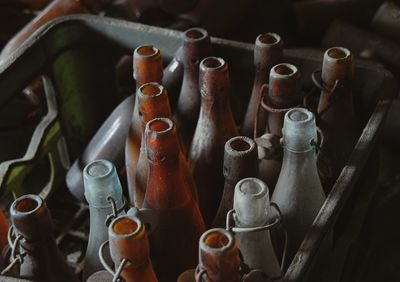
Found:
<box><xmin>144</xmin><ymin>117</ymin><xmax>205</xmax><ymax>281</ymax></box>
<box><xmin>241</xmin><ymin>33</ymin><xmax>283</xmax><ymax>138</ymax></box>
<box><xmin>317</xmin><ymin>47</ymin><xmax>359</xmax><ymax>190</ymax></box>
<box><xmin>177</xmin><ymin>228</ymin><xmax>241</xmax><ymax>282</ymax></box>
<box><xmin>189</xmin><ymin>57</ymin><xmax>239</xmax><ymax>226</ymax></box>
<box><xmin>9</xmin><ymin>194</ymin><xmax>78</xmax><ymax>282</ymax></box>
<box><xmin>258</xmin><ymin>63</ymin><xmax>302</xmax><ymax>189</ymax></box>
<box><xmin>175</xmin><ymin>27</ymin><xmax>212</xmax><ymax>155</ymax></box>
<box><xmin>107</xmin><ymin>215</ymin><xmax>158</xmax><ymax>282</ymax></box>
<box><xmin>271</xmin><ymin>108</ymin><xmax>326</xmax><ymax>268</ymax></box>
<box><xmin>132</xmin><ymin>82</ymin><xmax>173</xmax><ymax>208</ymax></box>
<box><xmin>212</xmin><ymin>136</ymin><xmax>258</xmax><ymax>228</ymax></box>
<box><xmin>233</xmin><ymin>177</ymin><xmax>281</xmax><ymax>278</ymax></box>
<box><xmin>126</xmin><ymin>45</ymin><xmax>163</xmax><ymax>205</ymax></box>
<box><xmin>83</xmin><ymin>160</ymin><xmax>125</xmax><ymax>280</ymax></box>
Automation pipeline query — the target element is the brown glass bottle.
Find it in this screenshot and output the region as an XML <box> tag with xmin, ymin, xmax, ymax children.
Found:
<box><xmin>175</xmin><ymin>27</ymin><xmax>212</xmax><ymax>155</ymax></box>
<box><xmin>212</xmin><ymin>136</ymin><xmax>258</xmax><ymax>228</ymax></box>
<box><xmin>126</xmin><ymin>45</ymin><xmax>163</xmax><ymax>206</ymax></box>
<box><xmin>132</xmin><ymin>82</ymin><xmax>172</xmax><ymax>208</ymax></box>
<box><xmin>108</xmin><ymin>215</ymin><xmax>158</xmax><ymax>282</ymax></box>
<box><xmin>143</xmin><ymin>117</ymin><xmax>205</xmax><ymax>281</ymax></box>
<box><xmin>0</xmin><ymin>0</ymin><xmax>90</xmax><ymax>58</ymax></box>
<box><xmin>189</xmin><ymin>57</ymin><xmax>239</xmax><ymax>226</ymax></box>
<box><xmin>177</xmin><ymin>228</ymin><xmax>241</xmax><ymax>282</ymax></box>
<box><xmin>9</xmin><ymin>194</ymin><xmax>78</xmax><ymax>282</ymax></box>
<box><xmin>241</xmin><ymin>33</ymin><xmax>283</xmax><ymax>138</ymax></box>
<box><xmin>317</xmin><ymin>47</ymin><xmax>359</xmax><ymax>190</ymax></box>
<box><xmin>258</xmin><ymin>63</ymin><xmax>302</xmax><ymax>189</ymax></box>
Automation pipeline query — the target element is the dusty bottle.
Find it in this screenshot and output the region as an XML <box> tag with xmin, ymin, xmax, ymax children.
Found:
<box><xmin>107</xmin><ymin>215</ymin><xmax>158</xmax><ymax>281</ymax></box>
<box><xmin>132</xmin><ymin>82</ymin><xmax>172</xmax><ymax>208</ymax></box>
<box><xmin>175</xmin><ymin>27</ymin><xmax>212</xmax><ymax>155</ymax></box>
<box><xmin>189</xmin><ymin>57</ymin><xmax>239</xmax><ymax>226</ymax></box>
<box><xmin>83</xmin><ymin>160</ymin><xmax>125</xmax><ymax>280</ymax></box>
<box><xmin>317</xmin><ymin>47</ymin><xmax>359</xmax><ymax>191</ymax></box>
<box><xmin>66</xmin><ymin>96</ymin><xmax>134</xmax><ymax>201</ymax></box>
<box><xmin>212</xmin><ymin>136</ymin><xmax>258</xmax><ymax>228</ymax></box>
<box><xmin>241</xmin><ymin>33</ymin><xmax>283</xmax><ymax>138</ymax></box>
<box><xmin>126</xmin><ymin>45</ymin><xmax>163</xmax><ymax>205</ymax></box>
<box><xmin>233</xmin><ymin>177</ymin><xmax>281</xmax><ymax>279</ymax></box>
<box><xmin>9</xmin><ymin>194</ymin><xmax>78</xmax><ymax>282</ymax></box>
<box><xmin>177</xmin><ymin>228</ymin><xmax>241</xmax><ymax>282</ymax></box>
<box><xmin>143</xmin><ymin>117</ymin><xmax>205</xmax><ymax>281</ymax></box>
<box><xmin>258</xmin><ymin>63</ymin><xmax>302</xmax><ymax>189</ymax></box>
<box><xmin>271</xmin><ymin>108</ymin><xmax>326</xmax><ymax>268</ymax></box>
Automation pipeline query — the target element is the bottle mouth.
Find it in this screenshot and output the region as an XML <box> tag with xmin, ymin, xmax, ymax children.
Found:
<box><xmin>257</xmin><ymin>32</ymin><xmax>281</xmax><ymax>46</ymax></box>
<box><xmin>139</xmin><ymin>83</ymin><xmax>164</xmax><ymax>98</ymax></box>
<box><xmin>271</xmin><ymin>63</ymin><xmax>298</xmax><ymax>77</ymax></box>
<box><xmin>147</xmin><ymin>117</ymin><xmax>174</xmax><ymax>135</ymax></box>
<box><xmin>201</xmin><ymin>228</ymin><xmax>233</xmax><ymax>252</ymax></box>
<box><xmin>184</xmin><ymin>28</ymin><xmax>208</xmax><ymax>41</ymax></box>
<box><xmin>111</xmin><ymin>215</ymin><xmax>142</xmax><ymax>238</ymax></box>
<box><xmin>237</xmin><ymin>177</ymin><xmax>267</xmax><ymax>198</ymax></box>
<box><xmin>84</xmin><ymin>160</ymin><xmax>114</xmax><ymax>179</ymax></box>
<box><xmin>134</xmin><ymin>45</ymin><xmax>160</xmax><ymax>57</ymax></box>
<box><xmin>326</xmin><ymin>47</ymin><xmax>350</xmax><ymax>60</ymax></box>
<box><xmin>287</xmin><ymin>108</ymin><xmax>313</xmax><ymax>123</ymax></box>
<box><xmin>225</xmin><ymin>136</ymin><xmax>255</xmax><ymax>156</ymax></box>
<box><xmin>200</xmin><ymin>57</ymin><xmax>225</xmax><ymax>72</ymax></box>
<box><xmin>12</xmin><ymin>194</ymin><xmax>42</xmax><ymax>215</ymax></box>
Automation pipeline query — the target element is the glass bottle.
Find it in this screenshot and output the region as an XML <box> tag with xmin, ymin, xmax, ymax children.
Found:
<box><xmin>143</xmin><ymin>117</ymin><xmax>205</xmax><ymax>281</ymax></box>
<box><xmin>108</xmin><ymin>215</ymin><xmax>158</xmax><ymax>281</ymax></box>
<box><xmin>66</xmin><ymin>95</ymin><xmax>134</xmax><ymax>201</ymax></box>
<box><xmin>189</xmin><ymin>57</ymin><xmax>239</xmax><ymax>226</ymax></box>
<box><xmin>132</xmin><ymin>82</ymin><xmax>172</xmax><ymax>208</ymax></box>
<box><xmin>126</xmin><ymin>45</ymin><xmax>163</xmax><ymax>205</ymax></box>
<box><xmin>83</xmin><ymin>159</ymin><xmax>125</xmax><ymax>280</ymax></box>
<box><xmin>317</xmin><ymin>47</ymin><xmax>359</xmax><ymax>191</ymax></box>
<box><xmin>258</xmin><ymin>63</ymin><xmax>302</xmax><ymax>190</ymax></box>
<box><xmin>271</xmin><ymin>108</ymin><xmax>326</xmax><ymax>268</ymax></box>
<box><xmin>177</xmin><ymin>228</ymin><xmax>241</xmax><ymax>282</ymax></box>
<box><xmin>175</xmin><ymin>27</ymin><xmax>212</xmax><ymax>155</ymax></box>
<box><xmin>9</xmin><ymin>194</ymin><xmax>78</xmax><ymax>282</ymax></box>
<box><xmin>241</xmin><ymin>33</ymin><xmax>283</xmax><ymax>138</ymax></box>
<box><xmin>212</xmin><ymin>136</ymin><xmax>258</xmax><ymax>228</ymax></box>
<box><xmin>233</xmin><ymin>177</ymin><xmax>281</xmax><ymax>278</ymax></box>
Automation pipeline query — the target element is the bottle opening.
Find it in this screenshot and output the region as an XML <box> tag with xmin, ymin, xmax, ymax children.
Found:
<box><xmin>136</xmin><ymin>45</ymin><xmax>158</xmax><ymax>56</ymax></box>
<box><xmin>148</xmin><ymin>118</ymin><xmax>173</xmax><ymax>133</ymax></box>
<box><xmin>204</xmin><ymin>231</ymin><xmax>230</xmax><ymax>249</ymax></box>
<box><xmin>86</xmin><ymin>160</ymin><xmax>112</xmax><ymax>178</ymax></box>
<box><xmin>238</xmin><ymin>179</ymin><xmax>263</xmax><ymax>196</ymax></box>
<box><xmin>327</xmin><ymin>47</ymin><xmax>349</xmax><ymax>59</ymax></box>
<box><xmin>288</xmin><ymin>109</ymin><xmax>311</xmax><ymax>122</ymax></box>
<box><xmin>230</xmin><ymin>138</ymin><xmax>251</xmax><ymax>152</ymax></box>
<box><xmin>202</xmin><ymin>57</ymin><xmax>224</xmax><ymax>69</ymax></box>
<box><xmin>274</xmin><ymin>64</ymin><xmax>295</xmax><ymax>75</ymax></box>
<box><xmin>185</xmin><ymin>28</ymin><xmax>206</xmax><ymax>39</ymax></box>
<box><xmin>141</xmin><ymin>83</ymin><xmax>163</xmax><ymax>96</ymax></box>
<box><xmin>15</xmin><ymin>198</ymin><xmax>39</xmax><ymax>213</ymax></box>
<box><xmin>258</xmin><ymin>33</ymin><xmax>279</xmax><ymax>45</ymax></box>
<box><xmin>113</xmin><ymin>218</ymin><xmax>139</xmax><ymax>235</ymax></box>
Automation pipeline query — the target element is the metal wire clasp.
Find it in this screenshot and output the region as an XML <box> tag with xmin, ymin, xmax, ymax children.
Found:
<box><xmin>1</xmin><ymin>226</ymin><xmax>26</xmax><ymax>275</ymax></box>
<box><xmin>99</xmin><ymin>240</ymin><xmax>128</xmax><ymax>282</ymax></box>
<box><xmin>105</xmin><ymin>196</ymin><xmax>127</xmax><ymax>227</ymax></box>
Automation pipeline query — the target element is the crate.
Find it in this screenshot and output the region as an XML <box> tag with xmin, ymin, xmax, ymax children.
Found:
<box><xmin>0</xmin><ymin>15</ymin><xmax>397</xmax><ymax>281</ymax></box>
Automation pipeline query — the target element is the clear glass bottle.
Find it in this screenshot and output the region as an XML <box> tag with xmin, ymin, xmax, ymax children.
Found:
<box><xmin>233</xmin><ymin>177</ymin><xmax>281</xmax><ymax>278</ymax></box>
<box><xmin>212</xmin><ymin>136</ymin><xmax>258</xmax><ymax>228</ymax></box>
<box><xmin>108</xmin><ymin>215</ymin><xmax>158</xmax><ymax>281</ymax></box>
<box><xmin>189</xmin><ymin>57</ymin><xmax>239</xmax><ymax>226</ymax></box>
<box><xmin>271</xmin><ymin>108</ymin><xmax>326</xmax><ymax>268</ymax></box>
<box><xmin>83</xmin><ymin>159</ymin><xmax>125</xmax><ymax>280</ymax></box>
<box><xmin>10</xmin><ymin>194</ymin><xmax>78</xmax><ymax>282</ymax></box>
<box><xmin>144</xmin><ymin>117</ymin><xmax>205</xmax><ymax>281</ymax></box>
<box><xmin>241</xmin><ymin>33</ymin><xmax>283</xmax><ymax>137</ymax></box>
